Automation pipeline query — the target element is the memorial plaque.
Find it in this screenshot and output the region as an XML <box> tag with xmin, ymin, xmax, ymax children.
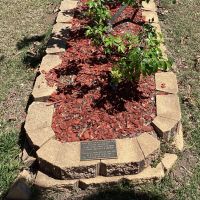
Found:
<box><xmin>80</xmin><ymin>140</ymin><xmax>117</xmax><ymax>161</ymax></box>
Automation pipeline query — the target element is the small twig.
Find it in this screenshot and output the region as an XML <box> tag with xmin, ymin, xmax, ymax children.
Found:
<box><xmin>181</xmin><ymin>165</ymin><xmax>193</xmax><ymax>176</ymax></box>
<box><xmin>47</xmin><ymin>100</ymin><xmax>62</xmax><ymax>106</ymax></box>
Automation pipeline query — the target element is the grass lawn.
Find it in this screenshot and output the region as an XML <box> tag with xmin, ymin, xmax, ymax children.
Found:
<box><xmin>0</xmin><ymin>0</ymin><xmax>199</xmax><ymax>199</ymax></box>
<box><xmin>0</xmin><ymin>0</ymin><xmax>60</xmax><ymax>198</ymax></box>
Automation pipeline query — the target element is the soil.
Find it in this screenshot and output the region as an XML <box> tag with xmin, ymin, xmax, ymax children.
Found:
<box><xmin>46</xmin><ymin>0</ymin><xmax>156</xmax><ymax>142</ymax></box>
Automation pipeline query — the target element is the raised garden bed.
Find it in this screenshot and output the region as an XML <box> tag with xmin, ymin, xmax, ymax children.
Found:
<box><xmin>23</xmin><ymin>0</ymin><xmax>183</xmax><ymax>191</ymax></box>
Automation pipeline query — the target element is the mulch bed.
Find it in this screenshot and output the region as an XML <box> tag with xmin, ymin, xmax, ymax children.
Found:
<box><xmin>45</xmin><ymin>0</ymin><xmax>156</xmax><ymax>142</ymax></box>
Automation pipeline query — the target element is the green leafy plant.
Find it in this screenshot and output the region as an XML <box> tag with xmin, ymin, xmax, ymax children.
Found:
<box><xmin>85</xmin><ymin>0</ymin><xmax>172</xmax><ymax>84</ymax></box>
<box><xmin>102</xmin><ymin>35</ymin><xmax>126</xmax><ymax>54</ymax></box>
<box><xmin>85</xmin><ymin>0</ymin><xmax>111</xmax><ymax>44</ymax></box>
<box><xmin>111</xmin><ymin>24</ymin><xmax>173</xmax><ymax>83</ymax></box>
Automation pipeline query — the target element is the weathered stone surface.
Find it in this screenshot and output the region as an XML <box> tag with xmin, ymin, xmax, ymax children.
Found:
<box><xmin>173</xmin><ymin>122</ymin><xmax>184</xmax><ymax>151</ymax></box>
<box><xmin>25</xmin><ymin>102</ymin><xmax>54</xmax><ymax>148</ymax></box>
<box><xmin>128</xmin><ymin>163</ymin><xmax>164</xmax><ymax>183</ymax></box>
<box><xmin>32</xmin><ymin>74</ymin><xmax>56</xmax><ymax>101</ymax></box>
<box><xmin>6</xmin><ymin>178</ymin><xmax>31</xmax><ymax>200</ymax></box>
<box><xmin>79</xmin><ymin>163</ymin><xmax>164</xmax><ymax>189</ymax></box>
<box><xmin>37</xmin><ymin>139</ymin><xmax>100</xmax><ymax>179</ymax></box>
<box><xmin>59</xmin><ymin>0</ymin><xmax>78</xmax><ymax>11</ymax></box>
<box><xmin>156</xmin><ymin>94</ymin><xmax>181</xmax><ymax>121</ymax></box>
<box><xmin>142</xmin><ymin>11</ymin><xmax>159</xmax><ymax>23</ymax></box>
<box><xmin>26</xmin><ymin>126</ymin><xmax>55</xmax><ymax>149</ymax></box>
<box><xmin>56</xmin><ymin>12</ymin><xmax>73</xmax><ymax>23</ymax></box>
<box><xmin>161</xmin><ymin>153</ymin><xmax>177</xmax><ymax>173</ymax></box>
<box><xmin>25</xmin><ymin>102</ymin><xmax>54</xmax><ymax>132</ymax></box>
<box><xmin>136</xmin><ymin>133</ymin><xmax>160</xmax><ymax>166</ymax></box>
<box><xmin>155</xmin><ymin>72</ymin><xmax>178</xmax><ymax>94</ymax></box>
<box><xmin>100</xmin><ymin>138</ymin><xmax>145</xmax><ymax>176</ymax></box>
<box><xmin>23</xmin><ymin>156</ymin><xmax>36</xmax><ymax>167</ymax></box>
<box><xmin>142</xmin><ymin>0</ymin><xmax>157</xmax><ymax>12</ymax></box>
<box><xmin>52</xmin><ymin>23</ymin><xmax>72</xmax><ymax>38</ymax></box>
<box><xmin>40</xmin><ymin>54</ymin><xmax>62</xmax><ymax>73</ymax></box>
<box><xmin>46</xmin><ymin>37</ymin><xmax>66</xmax><ymax>54</ymax></box>
<box><xmin>152</xmin><ymin>116</ymin><xmax>178</xmax><ymax>140</ymax></box>
<box><xmin>35</xmin><ymin>171</ymin><xmax>78</xmax><ymax>190</ymax></box>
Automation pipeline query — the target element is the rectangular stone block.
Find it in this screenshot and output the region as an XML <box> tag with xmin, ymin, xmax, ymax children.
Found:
<box><xmin>24</xmin><ymin>102</ymin><xmax>55</xmax><ymax>149</ymax></box>
<box><xmin>37</xmin><ymin>139</ymin><xmax>100</xmax><ymax>180</ymax></box>
<box><xmin>100</xmin><ymin>138</ymin><xmax>145</xmax><ymax>176</ymax></box>
<box><xmin>56</xmin><ymin>12</ymin><xmax>73</xmax><ymax>23</ymax></box>
<box><xmin>142</xmin><ymin>0</ymin><xmax>157</xmax><ymax>12</ymax></box>
<box><xmin>25</xmin><ymin>102</ymin><xmax>54</xmax><ymax>132</ymax></box>
<box><xmin>161</xmin><ymin>153</ymin><xmax>177</xmax><ymax>173</ymax></box>
<box><xmin>152</xmin><ymin>116</ymin><xmax>178</xmax><ymax>140</ymax></box>
<box><xmin>59</xmin><ymin>0</ymin><xmax>78</xmax><ymax>11</ymax></box>
<box><xmin>155</xmin><ymin>72</ymin><xmax>178</xmax><ymax>94</ymax></box>
<box><xmin>52</xmin><ymin>23</ymin><xmax>72</xmax><ymax>38</ymax></box>
<box><xmin>32</xmin><ymin>74</ymin><xmax>56</xmax><ymax>101</ymax></box>
<box><xmin>35</xmin><ymin>171</ymin><xmax>78</xmax><ymax>190</ymax></box>
<box><xmin>40</xmin><ymin>54</ymin><xmax>62</xmax><ymax>73</ymax></box>
<box><xmin>46</xmin><ymin>37</ymin><xmax>66</xmax><ymax>54</ymax></box>
<box><xmin>136</xmin><ymin>133</ymin><xmax>160</xmax><ymax>166</ymax></box>
<box><xmin>156</xmin><ymin>94</ymin><xmax>181</xmax><ymax>121</ymax></box>
<box><xmin>142</xmin><ymin>10</ymin><xmax>159</xmax><ymax>23</ymax></box>
<box><xmin>79</xmin><ymin>163</ymin><xmax>165</xmax><ymax>189</ymax></box>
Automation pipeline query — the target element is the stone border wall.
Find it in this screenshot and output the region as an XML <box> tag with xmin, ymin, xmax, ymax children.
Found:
<box><xmin>22</xmin><ymin>0</ymin><xmax>184</xmax><ymax>190</ymax></box>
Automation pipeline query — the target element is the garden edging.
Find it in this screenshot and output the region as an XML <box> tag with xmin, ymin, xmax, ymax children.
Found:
<box><xmin>23</xmin><ymin>0</ymin><xmax>184</xmax><ymax>190</ymax></box>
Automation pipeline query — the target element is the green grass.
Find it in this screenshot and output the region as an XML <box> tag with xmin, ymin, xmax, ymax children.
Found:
<box><xmin>0</xmin><ymin>126</ymin><xmax>20</xmax><ymax>197</ymax></box>
<box><xmin>140</xmin><ymin>0</ymin><xmax>200</xmax><ymax>199</ymax></box>
<box><xmin>0</xmin><ymin>0</ymin><xmax>60</xmax><ymax>198</ymax></box>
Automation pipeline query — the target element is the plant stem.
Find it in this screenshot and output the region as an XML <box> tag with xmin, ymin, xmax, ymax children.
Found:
<box><xmin>107</xmin><ymin>4</ymin><xmax>128</xmax><ymax>32</ymax></box>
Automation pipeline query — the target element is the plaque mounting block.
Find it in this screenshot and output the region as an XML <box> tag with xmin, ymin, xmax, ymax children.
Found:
<box><xmin>80</xmin><ymin>140</ymin><xmax>117</xmax><ymax>161</ymax></box>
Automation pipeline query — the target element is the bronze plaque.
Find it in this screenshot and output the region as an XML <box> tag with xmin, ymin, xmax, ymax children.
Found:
<box><xmin>80</xmin><ymin>140</ymin><xmax>117</xmax><ymax>161</ymax></box>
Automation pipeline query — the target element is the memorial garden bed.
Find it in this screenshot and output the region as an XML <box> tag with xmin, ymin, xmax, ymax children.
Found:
<box><xmin>23</xmin><ymin>0</ymin><xmax>183</xmax><ymax>191</ymax></box>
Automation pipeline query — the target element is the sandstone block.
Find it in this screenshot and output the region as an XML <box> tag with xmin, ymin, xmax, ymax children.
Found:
<box><xmin>155</xmin><ymin>72</ymin><xmax>178</xmax><ymax>94</ymax></box>
<box><xmin>40</xmin><ymin>54</ymin><xmax>62</xmax><ymax>73</ymax></box>
<box><xmin>59</xmin><ymin>0</ymin><xmax>78</xmax><ymax>11</ymax></box>
<box><xmin>26</xmin><ymin>126</ymin><xmax>55</xmax><ymax>149</ymax></box>
<box><xmin>142</xmin><ymin>11</ymin><xmax>159</xmax><ymax>23</ymax></box>
<box><xmin>80</xmin><ymin>163</ymin><xmax>165</xmax><ymax>189</ymax></box>
<box><xmin>37</xmin><ymin>139</ymin><xmax>100</xmax><ymax>179</ymax></box>
<box><xmin>161</xmin><ymin>153</ymin><xmax>178</xmax><ymax>173</ymax></box>
<box><xmin>152</xmin><ymin>116</ymin><xmax>178</xmax><ymax>140</ymax></box>
<box><xmin>142</xmin><ymin>0</ymin><xmax>157</xmax><ymax>12</ymax></box>
<box><xmin>56</xmin><ymin>12</ymin><xmax>73</xmax><ymax>23</ymax></box>
<box><xmin>46</xmin><ymin>37</ymin><xmax>66</xmax><ymax>54</ymax></box>
<box><xmin>100</xmin><ymin>138</ymin><xmax>145</xmax><ymax>176</ymax></box>
<box><xmin>156</xmin><ymin>94</ymin><xmax>181</xmax><ymax>121</ymax></box>
<box><xmin>25</xmin><ymin>102</ymin><xmax>54</xmax><ymax>132</ymax></box>
<box><xmin>136</xmin><ymin>133</ymin><xmax>160</xmax><ymax>166</ymax></box>
<box><xmin>32</xmin><ymin>74</ymin><xmax>56</xmax><ymax>101</ymax></box>
<box><xmin>24</xmin><ymin>102</ymin><xmax>54</xmax><ymax>149</ymax></box>
<box><xmin>35</xmin><ymin>171</ymin><xmax>78</xmax><ymax>190</ymax></box>
<box><xmin>173</xmin><ymin>122</ymin><xmax>184</xmax><ymax>151</ymax></box>
<box><xmin>52</xmin><ymin>23</ymin><xmax>72</xmax><ymax>39</ymax></box>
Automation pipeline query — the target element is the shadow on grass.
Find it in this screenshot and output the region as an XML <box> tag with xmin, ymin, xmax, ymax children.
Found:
<box><xmin>31</xmin><ymin>180</ymin><xmax>167</xmax><ymax>200</ymax></box>
<box><xmin>16</xmin><ymin>27</ymin><xmax>53</xmax><ymax>68</ymax></box>
<box><xmin>16</xmin><ymin>35</ymin><xmax>46</xmax><ymax>50</ymax></box>
<box><xmin>83</xmin><ymin>181</ymin><xmax>167</xmax><ymax>200</ymax></box>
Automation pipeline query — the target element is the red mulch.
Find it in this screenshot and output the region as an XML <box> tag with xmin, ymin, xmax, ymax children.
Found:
<box><xmin>46</xmin><ymin>0</ymin><xmax>156</xmax><ymax>142</ymax></box>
